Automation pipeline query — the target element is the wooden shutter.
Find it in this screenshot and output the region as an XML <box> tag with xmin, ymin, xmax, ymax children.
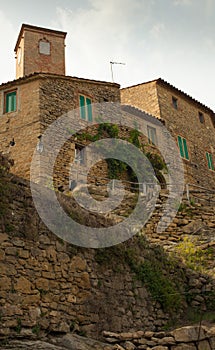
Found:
<box><xmin>6</xmin><ymin>91</ymin><xmax>16</xmax><ymax>113</ymax></box>
<box><xmin>183</xmin><ymin>138</ymin><xmax>189</xmax><ymax>160</ymax></box>
<box><xmin>86</xmin><ymin>98</ymin><xmax>92</xmax><ymax>121</ymax></box>
<box><xmin>177</xmin><ymin>136</ymin><xmax>184</xmax><ymax>158</ymax></box>
<box><xmin>79</xmin><ymin>95</ymin><xmax>86</xmax><ymax>120</ymax></box>
<box><xmin>206</xmin><ymin>152</ymin><xmax>214</xmax><ymax>170</ymax></box>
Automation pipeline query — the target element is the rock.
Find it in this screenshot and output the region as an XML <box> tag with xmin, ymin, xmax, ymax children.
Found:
<box><xmin>56</xmin><ymin>333</ymin><xmax>113</xmax><ymax>349</ymax></box>
<box><xmin>124</xmin><ymin>341</ymin><xmax>136</xmax><ymax>350</ymax></box>
<box><xmin>171</xmin><ymin>326</ymin><xmax>207</xmax><ymax>342</ymax></box>
<box><xmin>69</xmin><ymin>256</ymin><xmax>87</xmax><ymax>272</ymax></box>
<box><xmin>112</xmin><ymin>345</ymin><xmax>125</xmax><ymax>350</ymax></box>
<box><xmin>182</xmin><ymin>219</ymin><xmax>203</xmax><ymax>234</ymax></box>
<box><xmin>119</xmin><ymin>332</ymin><xmax>135</xmax><ymax>341</ymax></box>
<box><xmin>15</xmin><ymin>277</ymin><xmax>32</xmax><ymax>294</ymax></box>
<box><xmin>158</xmin><ymin>336</ymin><xmax>175</xmax><ymax>345</ymax></box>
<box><xmin>103</xmin><ymin>331</ymin><xmax>121</xmax><ymax>339</ymax></box>
<box><xmin>197</xmin><ymin>340</ymin><xmax>211</xmax><ymax>350</ymax></box>
<box><xmin>144</xmin><ymin>331</ymin><xmax>154</xmax><ymax>338</ymax></box>
<box><xmin>0</xmin><ymin>276</ymin><xmax>11</xmax><ymax>290</ymax></box>
<box><xmin>0</xmin><ymin>340</ymin><xmax>66</xmax><ymax>349</ymax></box>
<box><xmin>171</xmin><ymin>344</ymin><xmax>196</xmax><ymax>350</ymax></box>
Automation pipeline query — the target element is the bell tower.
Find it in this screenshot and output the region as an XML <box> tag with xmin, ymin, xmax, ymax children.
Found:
<box><xmin>14</xmin><ymin>24</ymin><xmax>67</xmax><ymax>79</ymax></box>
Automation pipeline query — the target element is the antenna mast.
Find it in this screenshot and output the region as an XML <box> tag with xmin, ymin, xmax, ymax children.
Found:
<box><xmin>110</xmin><ymin>61</ymin><xmax>126</xmax><ymax>82</ymax></box>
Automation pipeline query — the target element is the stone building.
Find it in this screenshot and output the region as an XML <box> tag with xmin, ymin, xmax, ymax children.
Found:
<box><xmin>0</xmin><ymin>24</ymin><xmax>120</xmax><ymax>184</ymax></box>
<box><xmin>121</xmin><ymin>79</ymin><xmax>215</xmax><ymax>189</ymax></box>
<box><xmin>0</xmin><ymin>23</ymin><xmax>214</xmax><ymax>190</ymax></box>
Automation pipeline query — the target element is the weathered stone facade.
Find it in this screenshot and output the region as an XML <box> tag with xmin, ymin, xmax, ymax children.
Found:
<box><xmin>0</xmin><ymin>73</ymin><xmax>120</xmax><ymax>182</ymax></box>
<box><xmin>121</xmin><ymin>79</ymin><xmax>215</xmax><ymax>189</ymax></box>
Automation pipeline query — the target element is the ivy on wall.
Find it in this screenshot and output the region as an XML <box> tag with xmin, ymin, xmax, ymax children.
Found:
<box><xmin>75</xmin><ymin>123</ymin><xmax>166</xmax><ymax>183</ymax></box>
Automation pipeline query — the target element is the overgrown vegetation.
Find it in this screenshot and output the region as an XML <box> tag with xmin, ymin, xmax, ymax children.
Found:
<box><xmin>95</xmin><ymin>236</ymin><xmax>184</xmax><ymax>314</ymax></box>
<box><xmin>175</xmin><ymin>236</ymin><xmax>213</xmax><ymax>272</ymax></box>
<box><xmin>74</xmin><ymin>123</ymin><xmax>167</xmax><ymax>183</ymax></box>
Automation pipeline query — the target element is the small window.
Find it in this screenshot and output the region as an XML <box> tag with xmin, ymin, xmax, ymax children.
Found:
<box><xmin>39</xmin><ymin>40</ymin><xmax>50</xmax><ymax>55</ymax></box>
<box><xmin>79</xmin><ymin>95</ymin><xmax>93</xmax><ymax>121</ymax></box>
<box><xmin>177</xmin><ymin>135</ymin><xmax>189</xmax><ymax>160</ymax></box>
<box><xmin>199</xmin><ymin>112</ymin><xmax>204</xmax><ymax>124</ymax></box>
<box><xmin>206</xmin><ymin>152</ymin><xmax>214</xmax><ymax>171</ymax></box>
<box><xmin>172</xmin><ymin>96</ymin><xmax>178</xmax><ymax>110</ymax></box>
<box><xmin>74</xmin><ymin>145</ymin><xmax>85</xmax><ymax>165</ymax></box>
<box><xmin>147</xmin><ymin>126</ymin><xmax>157</xmax><ymax>146</ymax></box>
<box><xmin>5</xmin><ymin>91</ymin><xmax>17</xmax><ymax>113</ymax></box>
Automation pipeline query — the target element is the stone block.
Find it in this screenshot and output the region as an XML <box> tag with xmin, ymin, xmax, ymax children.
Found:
<box><xmin>171</xmin><ymin>326</ymin><xmax>206</xmax><ymax>342</ymax></box>
<box><xmin>197</xmin><ymin>340</ymin><xmax>211</xmax><ymax>350</ymax></box>
<box><xmin>15</xmin><ymin>276</ymin><xmax>32</xmax><ymax>294</ymax></box>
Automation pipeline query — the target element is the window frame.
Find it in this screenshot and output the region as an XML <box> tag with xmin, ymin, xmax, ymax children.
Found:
<box><xmin>39</xmin><ymin>39</ymin><xmax>51</xmax><ymax>56</ymax></box>
<box><xmin>147</xmin><ymin>125</ymin><xmax>157</xmax><ymax>146</ymax></box>
<box><xmin>177</xmin><ymin>135</ymin><xmax>189</xmax><ymax>160</ymax></box>
<box><xmin>206</xmin><ymin>151</ymin><xmax>214</xmax><ymax>171</ymax></box>
<box><xmin>4</xmin><ymin>90</ymin><xmax>17</xmax><ymax>114</ymax></box>
<box><xmin>79</xmin><ymin>94</ymin><xmax>93</xmax><ymax>121</ymax></box>
<box><xmin>74</xmin><ymin>144</ymin><xmax>85</xmax><ymax>165</ymax></box>
<box><xmin>172</xmin><ymin>96</ymin><xmax>178</xmax><ymax>110</ymax></box>
<box><xmin>198</xmin><ymin>112</ymin><xmax>205</xmax><ymax>124</ymax></box>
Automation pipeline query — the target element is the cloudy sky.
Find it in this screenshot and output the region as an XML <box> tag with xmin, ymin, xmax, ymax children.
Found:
<box><xmin>0</xmin><ymin>0</ymin><xmax>214</xmax><ymax>110</ymax></box>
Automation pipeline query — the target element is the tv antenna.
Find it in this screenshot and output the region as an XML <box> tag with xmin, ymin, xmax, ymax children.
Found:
<box><xmin>110</xmin><ymin>61</ymin><xmax>126</xmax><ymax>82</ymax></box>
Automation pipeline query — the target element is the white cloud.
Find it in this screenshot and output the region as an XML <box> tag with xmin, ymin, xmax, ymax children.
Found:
<box><xmin>52</xmin><ymin>0</ymin><xmax>215</xmax><ymax>110</ymax></box>
<box><xmin>150</xmin><ymin>23</ymin><xmax>166</xmax><ymax>39</ymax></box>
<box><xmin>173</xmin><ymin>0</ymin><xmax>192</xmax><ymax>6</ymax></box>
<box><xmin>54</xmin><ymin>0</ymin><xmax>157</xmax><ymax>83</ymax></box>
<box><xmin>0</xmin><ymin>11</ymin><xmax>16</xmax><ymax>84</ymax></box>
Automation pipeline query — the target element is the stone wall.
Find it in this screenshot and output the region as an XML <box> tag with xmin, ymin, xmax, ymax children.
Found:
<box><xmin>0</xmin><ymin>77</ymin><xmax>41</xmax><ymax>179</ymax></box>
<box><xmin>103</xmin><ymin>325</ymin><xmax>215</xmax><ymax>349</ymax></box>
<box><xmin>0</xmin><ymin>169</ymin><xmax>215</xmax><ymax>341</ymax></box>
<box><xmin>1</xmin><ymin>326</ymin><xmax>215</xmax><ymax>349</ymax></box>
<box><xmin>121</xmin><ymin>81</ymin><xmax>161</xmax><ymax>119</ymax></box>
<box><xmin>121</xmin><ymin>80</ymin><xmax>215</xmax><ymax>189</ymax></box>
<box><xmin>156</xmin><ymin>82</ymin><xmax>215</xmax><ymax>189</ymax></box>
<box><xmin>0</xmin><ymin>74</ymin><xmax>120</xmax><ymax>184</ymax></box>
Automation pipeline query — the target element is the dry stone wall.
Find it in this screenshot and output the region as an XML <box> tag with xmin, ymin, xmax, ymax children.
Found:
<box><xmin>0</xmin><ymin>172</ymin><xmax>215</xmax><ymax>342</ymax></box>
<box><xmin>103</xmin><ymin>325</ymin><xmax>215</xmax><ymax>350</ymax></box>
<box><xmin>1</xmin><ymin>326</ymin><xmax>215</xmax><ymax>350</ymax></box>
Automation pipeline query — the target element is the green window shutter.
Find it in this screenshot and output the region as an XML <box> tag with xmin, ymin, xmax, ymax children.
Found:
<box><xmin>86</xmin><ymin>98</ymin><xmax>92</xmax><ymax>121</ymax></box>
<box><xmin>177</xmin><ymin>136</ymin><xmax>184</xmax><ymax>158</ymax></box>
<box><xmin>6</xmin><ymin>91</ymin><xmax>16</xmax><ymax>113</ymax></box>
<box><xmin>79</xmin><ymin>95</ymin><xmax>86</xmax><ymax>120</ymax></box>
<box><xmin>206</xmin><ymin>152</ymin><xmax>211</xmax><ymax>169</ymax></box>
<box><xmin>183</xmin><ymin>138</ymin><xmax>189</xmax><ymax>160</ymax></box>
<box><xmin>206</xmin><ymin>152</ymin><xmax>214</xmax><ymax>170</ymax></box>
<box><xmin>6</xmin><ymin>94</ymin><xmax>10</xmax><ymax>113</ymax></box>
<box><xmin>12</xmin><ymin>92</ymin><xmax>17</xmax><ymax>111</ymax></box>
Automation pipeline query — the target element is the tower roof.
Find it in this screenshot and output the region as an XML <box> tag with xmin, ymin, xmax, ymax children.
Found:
<box><xmin>14</xmin><ymin>23</ymin><xmax>67</xmax><ymax>52</ymax></box>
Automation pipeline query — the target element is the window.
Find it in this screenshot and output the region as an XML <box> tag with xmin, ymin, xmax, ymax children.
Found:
<box><xmin>199</xmin><ymin>112</ymin><xmax>205</xmax><ymax>124</ymax></box>
<box><xmin>206</xmin><ymin>152</ymin><xmax>214</xmax><ymax>171</ymax></box>
<box><xmin>74</xmin><ymin>145</ymin><xmax>85</xmax><ymax>165</ymax></box>
<box><xmin>147</xmin><ymin>126</ymin><xmax>157</xmax><ymax>145</ymax></box>
<box><xmin>5</xmin><ymin>91</ymin><xmax>17</xmax><ymax>113</ymax></box>
<box><xmin>172</xmin><ymin>96</ymin><xmax>178</xmax><ymax>110</ymax></box>
<box><xmin>177</xmin><ymin>135</ymin><xmax>189</xmax><ymax>160</ymax></box>
<box><xmin>79</xmin><ymin>95</ymin><xmax>93</xmax><ymax>121</ymax></box>
<box><xmin>39</xmin><ymin>40</ymin><xmax>50</xmax><ymax>55</ymax></box>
